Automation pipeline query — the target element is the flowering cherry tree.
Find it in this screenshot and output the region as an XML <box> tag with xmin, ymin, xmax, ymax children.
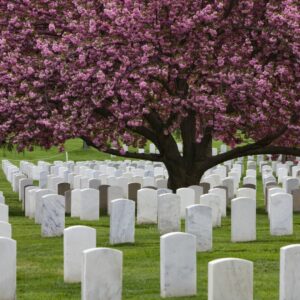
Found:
<box><xmin>0</xmin><ymin>0</ymin><xmax>299</xmax><ymax>189</ymax></box>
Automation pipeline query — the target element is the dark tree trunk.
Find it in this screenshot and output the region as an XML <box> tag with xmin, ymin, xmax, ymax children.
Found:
<box><xmin>165</xmin><ymin>162</ymin><xmax>205</xmax><ymax>191</ymax></box>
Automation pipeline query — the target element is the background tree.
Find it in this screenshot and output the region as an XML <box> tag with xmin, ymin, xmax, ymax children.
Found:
<box><xmin>0</xmin><ymin>0</ymin><xmax>299</xmax><ymax>189</ymax></box>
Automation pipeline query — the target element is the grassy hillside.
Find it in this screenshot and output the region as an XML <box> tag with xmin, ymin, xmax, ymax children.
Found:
<box><xmin>0</xmin><ymin>140</ymin><xmax>299</xmax><ymax>299</ymax></box>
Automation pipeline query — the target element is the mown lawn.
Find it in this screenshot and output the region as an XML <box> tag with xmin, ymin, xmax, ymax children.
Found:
<box><xmin>1</xmin><ymin>140</ymin><xmax>300</xmax><ymax>299</ymax></box>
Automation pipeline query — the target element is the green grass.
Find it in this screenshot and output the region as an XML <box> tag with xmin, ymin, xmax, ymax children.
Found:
<box><xmin>0</xmin><ymin>139</ymin><xmax>117</xmax><ymax>163</ymax></box>
<box><xmin>1</xmin><ymin>140</ymin><xmax>300</xmax><ymax>299</ymax></box>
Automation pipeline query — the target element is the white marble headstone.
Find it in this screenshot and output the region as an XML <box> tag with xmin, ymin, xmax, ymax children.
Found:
<box><xmin>231</xmin><ymin>197</ymin><xmax>256</xmax><ymax>242</ymax></box>
<box><xmin>80</xmin><ymin>189</ymin><xmax>99</xmax><ymax>221</ymax></box>
<box><xmin>208</xmin><ymin>258</ymin><xmax>253</xmax><ymax>300</ymax></box>
<box><xmin>71</xmin><ymin>189</ymin><xmax>81</xmax><ymax>217</ymax></box>
<box><xmin>280</xmin><ymin>244</ymin><xmax>300</xmax><ymax>300</ymax></box>
<box><xmin>39</xmin><ymin>171</ymin><xmax>48</xmax><ymax>188</ymax></box>
<box><xmin>0</xmin><ymin>237</ymin><xmax>16</xmax><ymax>300</ymax></box>
<box><xmin>19</xmin><ymin>178</ymin><xmax>33</xmax><ymax>202</ymax></box>
<box><xmin>158</xmin><ymin>193</ymin><xmax>181</xmax><ymax>235</ymax></box>
<box><xmin>188</xmin><ymin>185</ymin><xmax>203</xmax><ymax>204</ymax></box>
<box><xmin>185</xmin><ymin>204</ymin><xmax>212</xmax><ymax>252</ymax></box>
<box><xmin>82</xmin><ymin>248</ymin><xmax>122</xmax><ymax>300</ymax></box>
<box><xmin>209</xmin><ymin>188</ymin><xmax>227</xmax><ymax>216</ymax></box>
<box><xmin>0</xmin><ymin>221</ymin><xmax>11</xmax><ymax>238</ymax></box>
<box><xmin>35</xmin><ymin>189</ymin><xmax>55</xmax><ymax>224</ymax></box>
<box><xmin>73</xmin><ymin>175</ymin><xmax>82</xmax><ymax>189</ymax></box>
<box><xmin>200</xmin><ymin>194</ymin><xmax>221</xmax><ymax>227</ymax></box>
<box><xmin>237</xmin><ymin>188</ymin><xmax>256</xmax><ymax>201</ymax></box>
<box><xmin>116</xmin><ymin>177</ymin><xmax>129</xmax><ymax>198</ymax></box>
<box><xmin>269</xmin><ymin>193</ymin><xmax>293</xmax><ymax>236</ymax></box>
<box><xmin>41</xmin><ymin>194</ymin><xmax>65</xmax><ymax>237</ymax></box>
<box><xmin>107</xmin><ymin>186</ymin><xmax>124</xmax><ymax>215</ymax></box>
<box><xmin>222</xmin><ymin>177</ymin><xmax>235</xmax><ymax>200</ymax></box>
<box><xmin>88</xmin><ymin>179</ymin><xmax>101</xmax><ymax>190</ymax></box>
<box><xmin>24</xmin><ymin>186</ymin><xmax>39</xmax><ymax>214</ymax></box>
<box><xmin>13</xmin><ymin>174</ymin><xmax>26</xmax><ymax>193</ymax></box>
<box><xmin>137</xmin><ymin>188</ymin><xmax>158</xmax><ymax>224</ymax></box>
<box><xmin>64</xmin><ymin>225</ymin><xmax>96</xmax><ymax>283</ymax></box>
<box><xmin>110</xmin><ymin>199</ymin><xmax>135</xmax><ymax>245</ymax></box>
<box><xmin>142</xmin><ymin>176</ymin><xmax>155</xmax><ymax>187</ymax></box>
<box><xmin>160</xmin><ymin>232</ymin><xmax>197</xmax><ymax>298</ymax></box>
<box><xmin>0</xmin><ymin>204</ymin><xmax>9</xmax><ymax>223</ymax></box>
<box><xmin>285</xmin><ymin>177</ymin><xmax>299</xmax><ymax>194</ymax></box>
<box><xmin>176</xmin><ymin>188</ymin><xmax>195</xmax><ymax>218</ymax></box>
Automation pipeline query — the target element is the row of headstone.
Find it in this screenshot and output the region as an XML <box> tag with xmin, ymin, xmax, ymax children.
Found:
<box><xmin>160</xmin><ymin>232</ymin><xmax>253</xmax><ymax>299</ymax></box>
<box><xmin>161</xmin><ymin>232</ymin><xmax>300</xmax><ymax>300</ymax></box>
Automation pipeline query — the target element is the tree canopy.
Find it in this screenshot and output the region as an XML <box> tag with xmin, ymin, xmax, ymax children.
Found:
<box><xmin>0</xmin><ymin>0</ymin><xmax>300</xmax><ymax>188</ymax></box>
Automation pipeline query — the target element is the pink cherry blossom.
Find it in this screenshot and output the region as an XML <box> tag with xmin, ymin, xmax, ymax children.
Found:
<box><xmin>0</xmin><ymin>0</ymin><xmax>299</xmax><ymax>188</ymax></box>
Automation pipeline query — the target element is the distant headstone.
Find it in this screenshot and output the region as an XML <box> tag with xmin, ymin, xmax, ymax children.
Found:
<box><xmin>41</xmin><ymin>194</ymin><xmax>65</xmax><ymax>237</ymax></box>
<box><xmin>99</xmin><ymin>185</ymin><xmax>110</xmax><ymax>215</ymax></box>
<box><xmin>137</xmin><ymin>188</ymin><xmax>158</xmax><ymax>224</ymax></box>
<box><xmin>35</xmin><ymin>189</ymin><xmax>55</xmax><ymax>224</ymax></box>
<box><xmin>64</xmin><ymin>190</ymin><xmax>72</xmax><ymax>214</ymax></box>
<box><xmin>107</xmin><ymin>186</ymin><xmax>123</xmax><ymax>215</ymax></box>
<box><xmin>285</xmin><ymin>178</ymin><xmax>299</xmax><ymax>194</ymax></box>
<box><xmin>200</xmin><ymin>194</ymin><xmax>221</xmax><ymax>227</ymax></box>
<box><xmin>71</xmin><ymin>189</ymin><xmax>81</xmax><ymax>217</ymax></box>
<box><xmin>243</xmin><ymin>184</ymin><xmax>256</xmax><ymax>190</ymax></box>
<box><xmin>176</xmin><ymin>188</ymin><xmax>195</xmax><ymax>218</ymax></box>
<box><xmin>231</xmin><ymin>197</ymin><xmax>256</xmax><ymax>242</ymax></box>
<box><xmin>209</xmin><ymin>188</ymin><xmax>227</xmax><ymax>217</ymax></box>
<box><xmin>39</xmin><ymin>171</ymin><xmax>48</xmax><ymax>188</ymax></box>
<box><xmin>199</xmin><ymin>182</ymin><xmax>210</xmax><ymax>194</ymax></box>
<box><xmin>269</xmin><ymin>193</ymin><xmax>293</xmax><ymax>236</ymax></box>
<box><xmin>0</xmin><ymin>204</ymin><xmax>9</xmax><ymax>223</ymax></box>
<box><xmin>128</xmin><ymin>182</ymin><xmax>141</xmax><ymax>202</ymax></box>
<box><xmin>110</xmin><ymin>199</ymin><xmax>135</xmax><ymax>245</ymax></box>
<box><xmin>267</xmin><ymin>187</ymin><xmax>284</xmax><ymax>213</ymax></box>
<box><xmin>185</xmin><ymin>205</ymin><xmax>212</xmax><ymax>252</ymax></box>
<box><xmin>156</xmin><ymin>179</ymin><xmax>168</xmax><ymax>189</ymax></box>
<box><xmin>0</xmin><ymin>221</ymin><xmax>11</xmax><ymax>238</ymax></box>
<box><xmin>58</xmin><ymin>183</ymin><xmax>71</xmax><ymax>196</ymax></box>
<box><xmin>80</xmin><ymin>189</ymin><xmax>99</xmax><ymax>221</ymax></box>
<box><xmin>188</xmin><ymin>185</ymin><xmax>204</xmax><ymax>204</ymax></box>
<box><xmin>24</xmin><ymin>186</ymin><xmax>38</xmax><ymax>213</ymax></box>
<box><xmin>236</xmin><ymin>188</ymin><xmax>256</xmax><ymax>201</ymax></box>
<box><xmin>157</xmin><ymin>188</ymin><xmax>172</xmax><ymax>197</ymax></box>
<box><xmin>158</xmin><ymin>194</ymin><xmax>181</xmax><ymax>234</ymax></box>
<box><xmin>88</xmin><ymin>179</ymin><xmax>101</xmax><ymax>190</ymax></box>
<box><xmin>292</xmin><ymin>189</ymin><xmax>300</xmax><ymax>212</ymax></box>
<box><xmin>221</xmin><ymin>177</ymin><xmax>234</xmax><ymax>201</ymax></box>
<box><xmin>19</xmin><ymin>178</ymin><xmax>33</xmax><ymax>202</ymax></box>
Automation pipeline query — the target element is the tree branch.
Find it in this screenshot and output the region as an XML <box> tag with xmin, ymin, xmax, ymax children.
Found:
<box><xmin>223</xmin><ymin>0</ymin><xmax>239</xmax><ymax>19</ymax></box>
<box><xmin>203</xmin><ymin>122</ymin><xmax>291</xmax><ymax>168</ymax></box>
<box><xmin>195</xmin><ymin>126</ymin><xmax>213</xmax><ymax>159</ymax></box>
<box><xmin>180</xmin><ymin>111</ymin><xmax>195</xmax><ymax>165</ymax></box>
<box><xmin>207</xmin><ymin>145</ymin><xmax>300</xmax><ymax>167</ymax></box>
<box><xmin>102</xmin><ymin>147</ymin><xmax>163</xmax><ymax>162</ymax></box>
<box><xmin>93</xmin><ymin>106</ymin><xmax>159</xmax><ymax>145</ymax></box>
<box><xmin>82</xmin><ymin>137</ymin><xmax>163</xmax><ymax>162</ymax></box>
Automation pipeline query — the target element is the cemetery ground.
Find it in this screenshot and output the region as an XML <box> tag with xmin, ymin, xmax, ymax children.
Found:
<box><xmin>1</xmin><ymin>140</ymin><xmax>300</xmax><ymax>299</ymax></box>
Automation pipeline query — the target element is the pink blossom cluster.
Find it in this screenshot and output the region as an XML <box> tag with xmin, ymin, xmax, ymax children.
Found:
<box><xmin>0</xmin><ymin>0</ymin><xmax>299</xmax><ymax>153</ymax></box>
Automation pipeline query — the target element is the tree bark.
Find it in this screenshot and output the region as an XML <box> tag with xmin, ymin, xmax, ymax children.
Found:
<box><xmin>164</xmin><ymin>161</ymin><xmax>206</xmax><ymax>191</ymax></box>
